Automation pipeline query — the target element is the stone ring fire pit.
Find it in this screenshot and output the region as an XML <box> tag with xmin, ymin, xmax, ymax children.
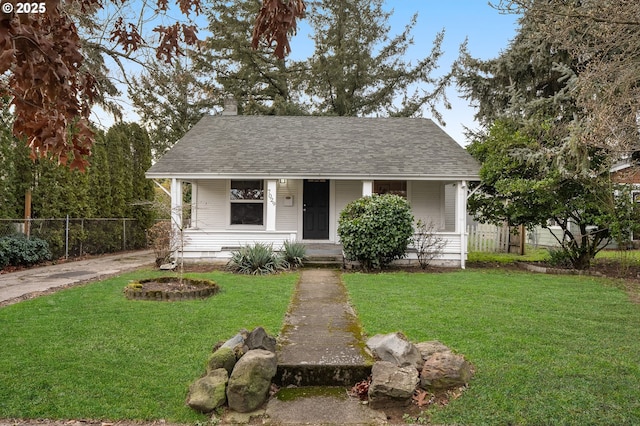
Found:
<box><xmin>124</xmin><ymin>276</ymin><xmax>219</xmax><ymax>301</ymax></box>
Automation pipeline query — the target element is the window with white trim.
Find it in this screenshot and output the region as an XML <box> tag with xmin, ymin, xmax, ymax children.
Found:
<box><xmin>230</xmin><ymin>180</ymin><xmax>264</xmax><ymax>225</ymax></box>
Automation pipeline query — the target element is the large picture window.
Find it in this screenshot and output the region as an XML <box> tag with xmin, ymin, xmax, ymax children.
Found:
<box><xmin>230</xmin><ymin>180</ymin><xmax>264</xmax><ymax>225</ymax></box>
<box><xmin>374</xmin><ymin>180</ymin><xmax>407</xmax><ymax>198</ymax></box>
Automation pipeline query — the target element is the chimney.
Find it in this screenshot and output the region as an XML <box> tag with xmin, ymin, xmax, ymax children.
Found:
<box><xmin>222</xmin><ymin>95</ymin><xmax>238</xmax><ymax>116</ymax></box>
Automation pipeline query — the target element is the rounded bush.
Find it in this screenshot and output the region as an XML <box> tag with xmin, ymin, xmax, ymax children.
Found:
<box><xmin>0</xmin><ymin>234</ymin><xmax>52</xmax><ymax>269</ymax></box>
<box><xmin>338</xmin><ymin>194</ymin><xmax>414</xmax><ymax>270</ymax></box>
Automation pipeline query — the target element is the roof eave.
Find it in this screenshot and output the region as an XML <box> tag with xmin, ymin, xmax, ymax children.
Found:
<box><xmin>145</xmin><ymin>172</ymin><xmax>481</xmax><ymax>181</ymax></box>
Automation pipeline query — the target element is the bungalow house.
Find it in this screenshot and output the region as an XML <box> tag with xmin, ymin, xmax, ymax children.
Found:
<box><xmin>146</xmin><ymin>112</ymin><xmax>480</xmax><ymax>268</ymax></box>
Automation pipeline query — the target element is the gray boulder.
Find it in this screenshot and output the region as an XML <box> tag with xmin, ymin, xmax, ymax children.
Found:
<box><xmin>221</xmin><ymin>333</ymin><xmax>245</xmax><ymax>349</ymax></box>
<box><xmin>415</xmin><ymin>341</ymin><xmax>451</xmax><ymax>361</ymax></box>
<box><xmin>207</xmin><ymin>346</ymin><xmax>237</xmax><ymax>375</ymax></box>
<box><xmin>227</xmin><ymin>349</ymin><xmax>277</xmax><ymax>413</ymax></box>
<box><xmin>187</xmin><ymin>368</ymin><xmax>229</xmax><ymax>413</ymax></box>
<box><xmin>368</xmin><ymin>361</ymin><xmax>419</xmax><ymax>409</ymax></box>
<box><xmin>366</xmin><ymin>332</ymin><xmax>423</xmax><ymax>370</ymax></box>
<box><xmin>420</xmin><ymin>351</ymin><xmax>473</xmax><ymax>390</ymax></box>
<box><xmin>245</xmin><ymin>327</ymin><xmax>276</xmax><ymax>353</ymax></box>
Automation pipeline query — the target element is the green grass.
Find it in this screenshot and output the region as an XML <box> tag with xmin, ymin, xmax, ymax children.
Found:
<box><xmin>469</xmin><ymin>246</ymin><xmax>640</xmax><ymax>267</ymax></box>
<box><xmin>344</xmin><ymin>270</ymin><xmax>640</xmax><ymax>425</ymax></box>
<box><xmin>596</xmin><ymin>249</ymin><xmax>640</xmax><ymax>265</ymax></box>
<box><xmin>0</xmin><ymin>270</ymin><xmax>298</xmax><ymax>423</ymax></box>
<box><xmin>468</xmin><ymin>246</ymin><xmax>550</xmax><ymax>264</ymax></box>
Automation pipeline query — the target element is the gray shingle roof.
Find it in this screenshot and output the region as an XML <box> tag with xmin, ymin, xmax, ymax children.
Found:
<box><xmin>146</xmin><ymin>116</ymin><xmax>480</xmax><ymax>180</ymax></box>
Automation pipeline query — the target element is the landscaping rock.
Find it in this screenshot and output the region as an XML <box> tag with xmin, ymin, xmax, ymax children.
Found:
<box><xmin>366</xmin><ymin>332</ymin><xmax>423</xmax><ymax>370</ymax></box>
<box><xmin>368</xmin><ymin>361</ymin><xmax>419</xmax><ymax>409</ymax></box>
<box><xmin>420</xmin><ymin>351</ymin><xmax>473</xmax><ymax>390</ymax></box>
<box><xmin>227</xmin><ymin>349</ymin><xmax>278</xmax><ymax>413</ymax></box>
<box><xmin>207</xmin><ymin>346</ymin><xmax>237</xmax><ymax>375</ymax></box>
<box><xmin>415</xmin><ymin>341</ymin><xmax>451</xmax><ymax>360</ymax></box>
<box><xmin>245</xmin><ymin>326</ymin><xmax>276</xmax><ymax>353</ymax></box>
<box><xmin>221</xmin><ymin>332</ymin><xmax>245</xmax><ymax>350</ymax></box>
<box><xmin>187</xmin><ymin>368</ymin><xmax>229</xmax><ymax>413</ymax></box>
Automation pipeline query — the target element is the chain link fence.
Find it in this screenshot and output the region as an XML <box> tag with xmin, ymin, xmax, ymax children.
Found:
<box><xmin>0</xmin><ymin>218</ymin><xmax>149</xmax><ymax>259</ymax></box>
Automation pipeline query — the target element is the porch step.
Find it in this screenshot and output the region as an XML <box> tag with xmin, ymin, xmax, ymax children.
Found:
<box><xmin>304</xmin><ymin>255</ymin><xmax>344</xmax><ymax>266</ymax></box>
<box><xmin>275</xmin><ymin>269</ymin><xmax>373</xmax><ymax>387</ymax></box>
<box><xmin>303</xmin><ymin>244</ymin><xmax>344</xmax><ymax>266</ymax></box>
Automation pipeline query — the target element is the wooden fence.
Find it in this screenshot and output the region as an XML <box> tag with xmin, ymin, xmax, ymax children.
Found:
<box><xmin>467</xmin><ymin>223</ymin><xmax>511</xmax><ymax>252</ymax></box>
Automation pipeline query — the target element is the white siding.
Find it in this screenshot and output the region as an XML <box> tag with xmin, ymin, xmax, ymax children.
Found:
<box><xmin>182</xmin><ymin>230</ymin><xmax>298</xmax><ymax>260</ymax></box>
<box><xmin>334</xmin><ymin>180</ymin><xmax>361</xmax><ymax>241</ymax></box>
<box><xmin>410</xmin><ymin>181</ymin><xmax>445</xmax><ymax>230</ymax></box>
<box><xmin>193</xmin><ymin>180</ymin><xmax>227</xmax><ymax>229</ymax></box>
<box><xmin>276</xmin><ymin>180</ymin><xmax>299</xmax><ymax>232</ymax></box>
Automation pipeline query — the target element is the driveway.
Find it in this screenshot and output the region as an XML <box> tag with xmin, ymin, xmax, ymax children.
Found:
<box><xmin>0</xmin><ymin>250</ymin><xmax>155</xmax><ymax>306</ymax></box>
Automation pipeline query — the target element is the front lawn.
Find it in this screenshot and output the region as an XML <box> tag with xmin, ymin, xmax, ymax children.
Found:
<box><xmin>344</xmin><ymin>270</ymin><xmax>640</xmax><ymax>425</ymax></box>
<box><xmin>0</xmin><ymin>270</ymin><xmax>298</xmax><ymax>423</ymax></box>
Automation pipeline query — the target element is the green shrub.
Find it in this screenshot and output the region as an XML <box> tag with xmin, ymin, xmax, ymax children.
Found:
<box><xmin>282</xmin><ymin>240</ymin><xmax>307</xmax><ymax>268</ymax></box>
<box><xmin>0</xmin><ymin>234</ymin><xmax>52</xmax><ymax>269</ymax></box>
<box><xmin>0</xmin><ymin>239</ymin><xmax>9</xmax><ymax>270</ymax></box>
<box><xmin>338</xmin><ymin>194</ymin><xmax>414</xmax><ymax>270</ymax></box>
<box><xmin>227</xmin><ymin>243</ymin><xmax>287</xmax><ymax>275</ymax></box>
<box><xmin>547</xmin><ymin>247</ymin><xmax>574</xmax><ymax>268</ymax></box>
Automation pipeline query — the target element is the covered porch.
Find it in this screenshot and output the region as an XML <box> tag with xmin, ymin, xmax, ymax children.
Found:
<box><xmin>168</xmin><ymin>177</ymin><xmax>470</xmax><ymax>268</ymax></box>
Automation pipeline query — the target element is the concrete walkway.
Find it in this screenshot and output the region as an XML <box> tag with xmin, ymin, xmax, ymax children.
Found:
<box><xmin>0</xmin><ymin>250</ymin><xmax>155</xmax><ymax>305</ymax></box>
<box><xmin>257</xmin><ymin>269</ymin><xmax>385</xmax><ymax>425</ymax></box>
<box><xmin>276</xmin><ymin>269</ymin><xmax>372</xmax><ymax>382</ymax></box>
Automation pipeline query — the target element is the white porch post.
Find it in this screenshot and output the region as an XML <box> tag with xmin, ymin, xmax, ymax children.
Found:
<box><xmin>456</xmin><ymin>180</ymin><xmax>467</xmax><ymax>269</ymax></box>
<box><xmin>170</xmin><ymin>178</ymin><xmax>183</xmax><ymax>229</ymax></box>
<box><xmin>266</xmin><ymin>179</ymin><xmax>277</xmax><ymax>231</ymax></box>
<box><xmin>362</xmin><ymin>180</ymin><xmax>373</xmax><ymax>197</ymax></box>
<box><xmin>170</xmin><ymin>178</ymin><xmax>183</xmax><ymax>261</ymax></box>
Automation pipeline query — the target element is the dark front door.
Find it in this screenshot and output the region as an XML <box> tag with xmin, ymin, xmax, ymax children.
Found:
<box><xmin>303</xmin><ymin>180</ymin><xmax>330</xmax><ymax>240</ymax></box>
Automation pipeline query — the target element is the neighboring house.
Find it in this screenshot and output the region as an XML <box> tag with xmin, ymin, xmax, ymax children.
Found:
<box><xmin>611</xmin><ymin>159</ymin><xmax>640</xmax><ymax>244</ymax></box>
<box><xmin>146</xmin><ymin>112</ymin><xmax>480</xmax><ymax>268</ymax></box>
<box><xmin>526</xmin><ymin>159</ymin><xmax>640</xmax><ymax>249</ymax></box>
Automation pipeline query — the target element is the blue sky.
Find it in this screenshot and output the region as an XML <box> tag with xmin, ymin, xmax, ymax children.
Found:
<box><xmin>97</xmin><ymin>1</ymin><xmax>520</xmax><ymax>147</ymax></box>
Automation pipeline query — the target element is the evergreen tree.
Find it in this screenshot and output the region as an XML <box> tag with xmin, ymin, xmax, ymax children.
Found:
<box><xmin>103</xmin><ymin>123</ymin><xmax>134</xmax><ymax>218</ymax></box>
<box><xmin>128</xmin><ymin>122</ymin><xmax>156</xmax><ymax>229</ymax></box>
<box><xmin>86</xmin><ymin>129</ymin><xmax>113</xmax><ymax>218</ymax></box>
<box><xmin>457</xmin><ymin>10</ymin><xmax>639</xmax><ymax>269</ymax></box>
<box><xmin>30</xmin><ymin>157</ymin><xmax>92</xmax><ymax>219</ymax></box>
<box><xmin>129</xmin><ymin>59</ymin><xmax>219</xmax><ymax>159</ymax></box>
<box><xmin>196</xmin><ymin>0</ymin><xmax>307</xmax><ymax>116</ymax></box>
<box><xmin>303</xmin><ymin>0</ymin><xmax>450</xmax><ymax>118</ymax></box>
<box><xmin>494</xmin><ymin>0</ymin><xmax>640</xmax><ymax>153</ymax></box>
<box><xmin>0</xmin><ymin>97</ymin><xmax>19</xmax><ymax>218</ymax></box>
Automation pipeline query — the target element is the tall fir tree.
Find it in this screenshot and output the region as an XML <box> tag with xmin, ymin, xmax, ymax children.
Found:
<box><xmin>493</xmin><ymin>0</ymin><xmax>640</xmax><ymax>153</ymax></box>
<box><xmin>303</xmin><ymin>0</ymin><xmax>450</xmax><ymax>118</ymax></box>
<box><xmin>196</xmin><ymin>0</ymin><xmax>307</xmax><ymax>116</ymax></box>
<box><xmin>457</xmin><ymin>10</ymin><xmax>639</xmax><ymax>269</ymax></box>
<box><xmin>129</xmin><ymin>60</ymin><xmax>219</xmax><ymax>159</ymax></box>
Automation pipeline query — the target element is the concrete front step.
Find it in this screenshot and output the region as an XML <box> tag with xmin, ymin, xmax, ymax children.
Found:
<box><xmin>275</xmin><ymin>364</ymin><xmax>371</xmax><ymax>387</ymax></box>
